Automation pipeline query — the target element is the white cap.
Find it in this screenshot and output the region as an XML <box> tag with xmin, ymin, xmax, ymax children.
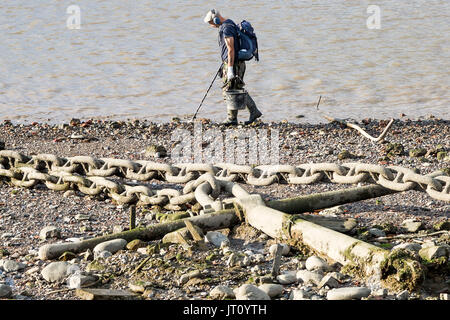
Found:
<box><xmin>203</xmin><ymin>9</ymin><xmax>219</xmax><ymax>23</ymax></box>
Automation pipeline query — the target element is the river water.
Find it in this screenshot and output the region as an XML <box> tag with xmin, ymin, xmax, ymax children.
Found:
<box><xmin>0</xmin><ymin>0</ymin><xmax>449</xmax><ymax>124</ymax></box>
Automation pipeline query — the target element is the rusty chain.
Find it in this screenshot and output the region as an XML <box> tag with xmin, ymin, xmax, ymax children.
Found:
<box><xmin>0</xmin><ymin>150</ymin><xmax>449</xmax><ymax>208</ymax></box>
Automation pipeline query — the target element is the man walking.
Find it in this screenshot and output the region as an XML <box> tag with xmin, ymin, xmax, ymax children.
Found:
<box><xmin>203</xmin><ymin>9</ymin><xmax>262</xmax><ymax>126</ymax></box>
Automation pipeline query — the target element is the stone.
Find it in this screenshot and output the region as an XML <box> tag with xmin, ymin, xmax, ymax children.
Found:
<box><xmin>41</xmin><ymin>261</ymin><xmax>71</xmax><ymax>283</ymax></box>
<box><xmin>234</xmin><ymin>284</ymin><xmax>271</xmax><ymax>300</ymax></box>
<box><xmin>129</xmin><ymin>282</ymin><xmax>151</xmax><ymax>293</ymax></box>
<box><xmin>0</xmin><ymin>284</ymin><xmax>12</xmax><ymax>298</ymax></box>
<box><xmin>67</xmin><ymin>273</ymin><xmax>98</xmax><ymax>289</ymax></box>
<box><xmin>296</xmin><ymin>270</ymin><xmax>324</xmax><ymax>286</ymax></box>
<box><xmin>305</xmin><ymin>256</ymin><xmax>329</xmax><ymax>271</ymax></box>
<box><xmin>276</xmin><ymin>271</ymin><xmax>297</xmax><ymax>285</ymax></box>
<box><xmin>392</xmin><ymin>242</ymin><xmax>422</xmax><ymax>252</ymax></box>
<box><xmin>93</xmin><ymin>239</ymin><xmax>127</xmax><ymax>255</ymax></box>
<box><xmin>126</xmin><ymin>239</ymin><xmax>146</xmax><ymax>251</ymax></box>
<box><xmin>433</xmin><ymin>220</ymin><xmax>450</xmax><ymax>231</ymax></box>
<box><xmin>319</xmin><ymin>206</ymin><xmax>345</xmax><ymax>216</ymax></box>
<box><xmin>210</xmin><ymin>285</ymin><xmax>235</xmax><ymax>300</ymax></box>
<box><xmin>95</xmin><ymin>250</ymin><xmax>112</xmax><ymax>259</ymax></box>
<box><xmin>39</xmin><ymin>226</ymin><xmax>61</xmax><ymax>240</ymax></box>
<box><xmin>269</xmin><ymin>243</ymin><xmax>290</xmax><ymax>256</ymax></box>
<box><xmin>258</xmin><ymin>284</ymin><xmax>284</xmax><ymax>298</ymax></box>
<box><xmin>145</xmin><ymin>144</ymin><xmax>167</xmax><ymax>158</ymax></box>
<box><xmin>409</xmin><ymin>148</ymin><xmax>427</xmax><ymax>158</ymax></box>
<box><xmin>368</xmin><ymin>228</ymin><xmax>386</xmax><ymax>238</ymax></box>
<box><xmin>75</xmin><ymin>214</ymin><xmax>90</xmax><ymax>221</ymax></box>
<box><xmin>112</xmin><ymin>225</ymin><xmax>125</xmax><ymax>234</ymax></box>
<box><xmin>318</xmin><ymin>274</ymin><xmax>340</xmax><ymax>289</ymax></box>
<box><xmin>326</xmin><ymin>287</ymin><xmax>371</xmax><ymax>300</ymax></box>
<box><xmin>289</xmin><ymin>289</ymin><xmax>309</xmax><ymax>300</ymax></box>
<box><xmin>162</xmin><ymin>227</ymin><xmax>191</xmax><ymax>244</ymax></box>
<box><xmin>179</xmin><ymin>270</ymin><xmax>202</xmax><ymax>285</ymax></box>
<box><xmin>338</xmin><ymin>150</ymin><xmax>355</xmax><ymax>160</ymax></box>
<box><xmin>401</xmin><ymin>219</ymin><xmax>423</xmax><ymax>233</ymax></box>
<box><xmin>205</xmin><ymin>231</ymin><xmax>229</xmax><ymax>247</ymax></box>
<box><xmin>419</xmin><ymin>246</ymin><xmax>448</xmax><ymax>261</ymax></box>
<box><xmin>396</xmin><ymin>289</ymin><xmax>409</xmax><ymax>300</ymax></box>
<box><xmin>1</xmin><ymin>259</ymin><xmax>26</xmax><ymax>272</ymax></box>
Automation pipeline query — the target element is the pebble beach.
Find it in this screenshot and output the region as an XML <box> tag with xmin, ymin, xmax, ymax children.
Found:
<box><xmin>0</xmin><ymin>116</ymin><xmax>449</xmax><ymax>301</ymax></box>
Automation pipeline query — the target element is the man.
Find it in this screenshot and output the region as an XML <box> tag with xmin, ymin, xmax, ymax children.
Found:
<box><xmin>203</xmin><ymin>9</ymin><xmax>262</xmax><ymax>126</ymax></box>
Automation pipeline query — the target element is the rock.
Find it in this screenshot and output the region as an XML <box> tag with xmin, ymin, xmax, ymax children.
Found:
<box><xmin>296</xmin><ymin>270</ymin><xmax>323</xmax><ymax>286</ymax></box>
<box><xmin>96</xmin><ymin>250</ymin><xmax>112</xmax><ymax>259</ymax></box>
<box><xmin>305</xmin><ymin>256</ymin><xmax>329</xmax><ymax>271</ymax></box>
<box><xmin>433</xmin><ymin>220</ymin><xmax>450</xmax><ymax>231</ymax></box>
<box><xmin>226</xmin><ymin>252</ymin><xmax>250</xmax><ymax>268</ymax></box>
<box><xmin>162</xmin><ymin>227</ymin><xmax>191</xmax><ymax>244</ymax></box>
<box><xmin>269</xmin><ymin>243</ymin><xmax>290</xmax><ymax>256</ymax></box>
<box><xmin>179</xmin><ymin>270</ymin><xmax>202</xmax><ymax>285</ymax></box>
<box><xmin>276</xmin><ymin>271</ymin><xmax>297</xmax><ymax>285</ymax></box>
<box><xmin>326</xmin><ymin>287</ymin><xmax>371</xmax><ymax>300</ymax></box>
<box><xmin>396</xmin><ymin>289</ymin><xmax>409</xmax><ymax>300</ymax></box>
<box><xmin>0</xmin><ymin>284</ymin><xmax>12</xmax><ymax>298</ymax></box>
<box><xmin>75</xmin><ymin>214</ymin><xmax>90</xmax><ymax>221</ymax></box>
<box><xmin>419</xmin><ymin>245</ymin><xmax>448</xmax><ymax>261</ymax></box>
<box><xmin>326</xmin><ymin>272</ymin><xmax>347</xmax><ymax>282</ymax></box>
<box><xmin>41</xmin><ymin>261</ymin><xmax>71</xmax><ymax>283</ymax></box>
<box><xmin>368</xmin><ymin>228</ymin><xmax>386</xmax><ymax>238</ymax></box>
<box><xmin>392</xmin><ymin>242</ymin><xmax>422</xmax><ymax>252</ymax></box>
<box><xmin>39</xmin><ymin>226</ymin><xmax>61</xmax><ymax>240</ymax></box>
<box><xmin>234</xmin><ymin>284</ymin><xmax>271</xmax><ymax>300</ymax></box>
<box><xmin>126</xmin><ymin>239</ymin><xmax>146</xmax><ymax>251</ymax></box>
<box><xmin>69</xmin><ymin>118</ymin><xmax>81</xmax><ymax>126</ymax></box>
<box><xmin>338</xmin><ymin>150</ymin><xmax>355</xmax><ymax>160</ymax></box>
<box><xmin>401</xmin><ymin>219</ymin><xmax>423</xmax><ymax>233</ymax></box>
<box><xmin>67</xmin><ymin>273</ymin><xmax>98</xmax><ymax>289</ymax></box>
<box><xmin>437</xmin><ymin>151</ymin><xmax>447</xmax><ymax>161</ymax></box>
<box><xmin>205</xmin><ymin>231</ymin><xmax>229</xmax><ymax>247</ymax></box>
<box><xmin>289</xmin><ymin>289</ymin><xmax>309</xmax><ymax>300</ymax></box>
<box><xmin>409</xmin><ymin>148</ymin><xmax>427</xmax><ymax>158</ymax></box>
<box><xmin>145</xmin><ymin>144</ymin><xmax>167</xmax><ymax>158</ymax></box>
<box><xmin>319</xmin><ymin>206</ymin><xmax>345</xmax><ymax>216</ymax></box>
<box><xmin>258</xmin><ymin>284</ymin><xmax>284</xmax><ymax>298</ymax></box>
<box><xmin>318</xmin><ymin>274</ymin><xmax>340</xmax><ymax>289</ymax></box>
<box><xmin>93</xmin><ymin>239</ymin><xmax>127</xmax><ymax>255</ymax></box>
<box><xmin>1</xmin><ymin>259</ymin><xmax>26</xmax><ymax>272</ymax></box>
<box><xmin>112</xmin><ymin>225</ymin><xmax>125</xmax><ymax>234</ymax></box>
<box><xmin>210</xmin><ymin>285</ymin><xmax>235</xmax><ymax>300</ymax></box>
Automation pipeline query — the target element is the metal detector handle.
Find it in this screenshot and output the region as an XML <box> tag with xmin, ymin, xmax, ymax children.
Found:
<box><xmin>192</xmin><ymin>62</ymin><xmax>224</xmax><ymax>121</ymax></box>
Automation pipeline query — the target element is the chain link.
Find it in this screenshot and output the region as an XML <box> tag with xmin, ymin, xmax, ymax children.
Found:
<box><xmin>1</xmin><ymin>150</ymin><xmax>449</xmax><ymax>203</ymax></box>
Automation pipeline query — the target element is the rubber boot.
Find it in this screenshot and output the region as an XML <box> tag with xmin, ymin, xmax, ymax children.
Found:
<box><xmin>222</xmin><ymin>109</ymin><xmax>238</xmax><ymax>126</ymax></box>
<box><xmin>244</xmin><ymin>94</ymin><xmax>262</xmax><ymax>125</ymax></box>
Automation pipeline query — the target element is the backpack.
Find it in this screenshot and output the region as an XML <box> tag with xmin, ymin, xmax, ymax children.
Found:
<box><xmin>237</xmin><ymin>20</ymin><xmax>259</xmax><ymax>62</ymax></box>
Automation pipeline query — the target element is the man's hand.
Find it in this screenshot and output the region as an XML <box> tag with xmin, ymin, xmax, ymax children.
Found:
<box><xmin>225</xmin><ymin>36</ymin><xmax>235</xmax><ymax>81</ymax></box>
<box><xmin>227</xmin><ymin>66</ymin><xmax>235</xmax><ymax>81</ymax></box>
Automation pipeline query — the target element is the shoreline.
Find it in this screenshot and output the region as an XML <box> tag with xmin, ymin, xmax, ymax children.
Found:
<box><xmin>0</xmin><ymin>117</ymin><xmax>449</xmax><ymax>300</ymax></box>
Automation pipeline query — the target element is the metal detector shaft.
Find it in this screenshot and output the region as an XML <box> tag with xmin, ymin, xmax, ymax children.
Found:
<box><xmin>192</xmin><ymin>62</ymin><xmax>224</xmax><ymax>120</ymax></box>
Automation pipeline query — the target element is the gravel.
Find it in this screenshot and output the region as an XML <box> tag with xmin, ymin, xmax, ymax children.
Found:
<box><xmin>0</xmin><ymin>117</ymin><xmax>448</xmax><ymax>300</ymax></box>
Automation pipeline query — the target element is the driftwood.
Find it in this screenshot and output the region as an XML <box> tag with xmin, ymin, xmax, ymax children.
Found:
<box><xmin>239</xmin><ymin>194</ymin><xmax>424</xmax><ymax>291</ymax></box>
<box><xmin>39</xmin><ymin>183</ymin><xmax>395</xmax><ymax>260</ymax></box>
<box><xmin>323</xmin><ymin>114</ymin><xmax>394</xmax><ymax>143</ymax></box>
<box><xmin>39</xmin><ymin>210</ymin><xmax>239</xmax><ymax>260</ymax></box>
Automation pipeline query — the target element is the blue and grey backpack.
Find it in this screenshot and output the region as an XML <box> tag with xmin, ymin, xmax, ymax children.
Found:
<box><xmin>237</xmin><ymin>20</ymin><xmax>259</xmax><ymax>62</ymax></box>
